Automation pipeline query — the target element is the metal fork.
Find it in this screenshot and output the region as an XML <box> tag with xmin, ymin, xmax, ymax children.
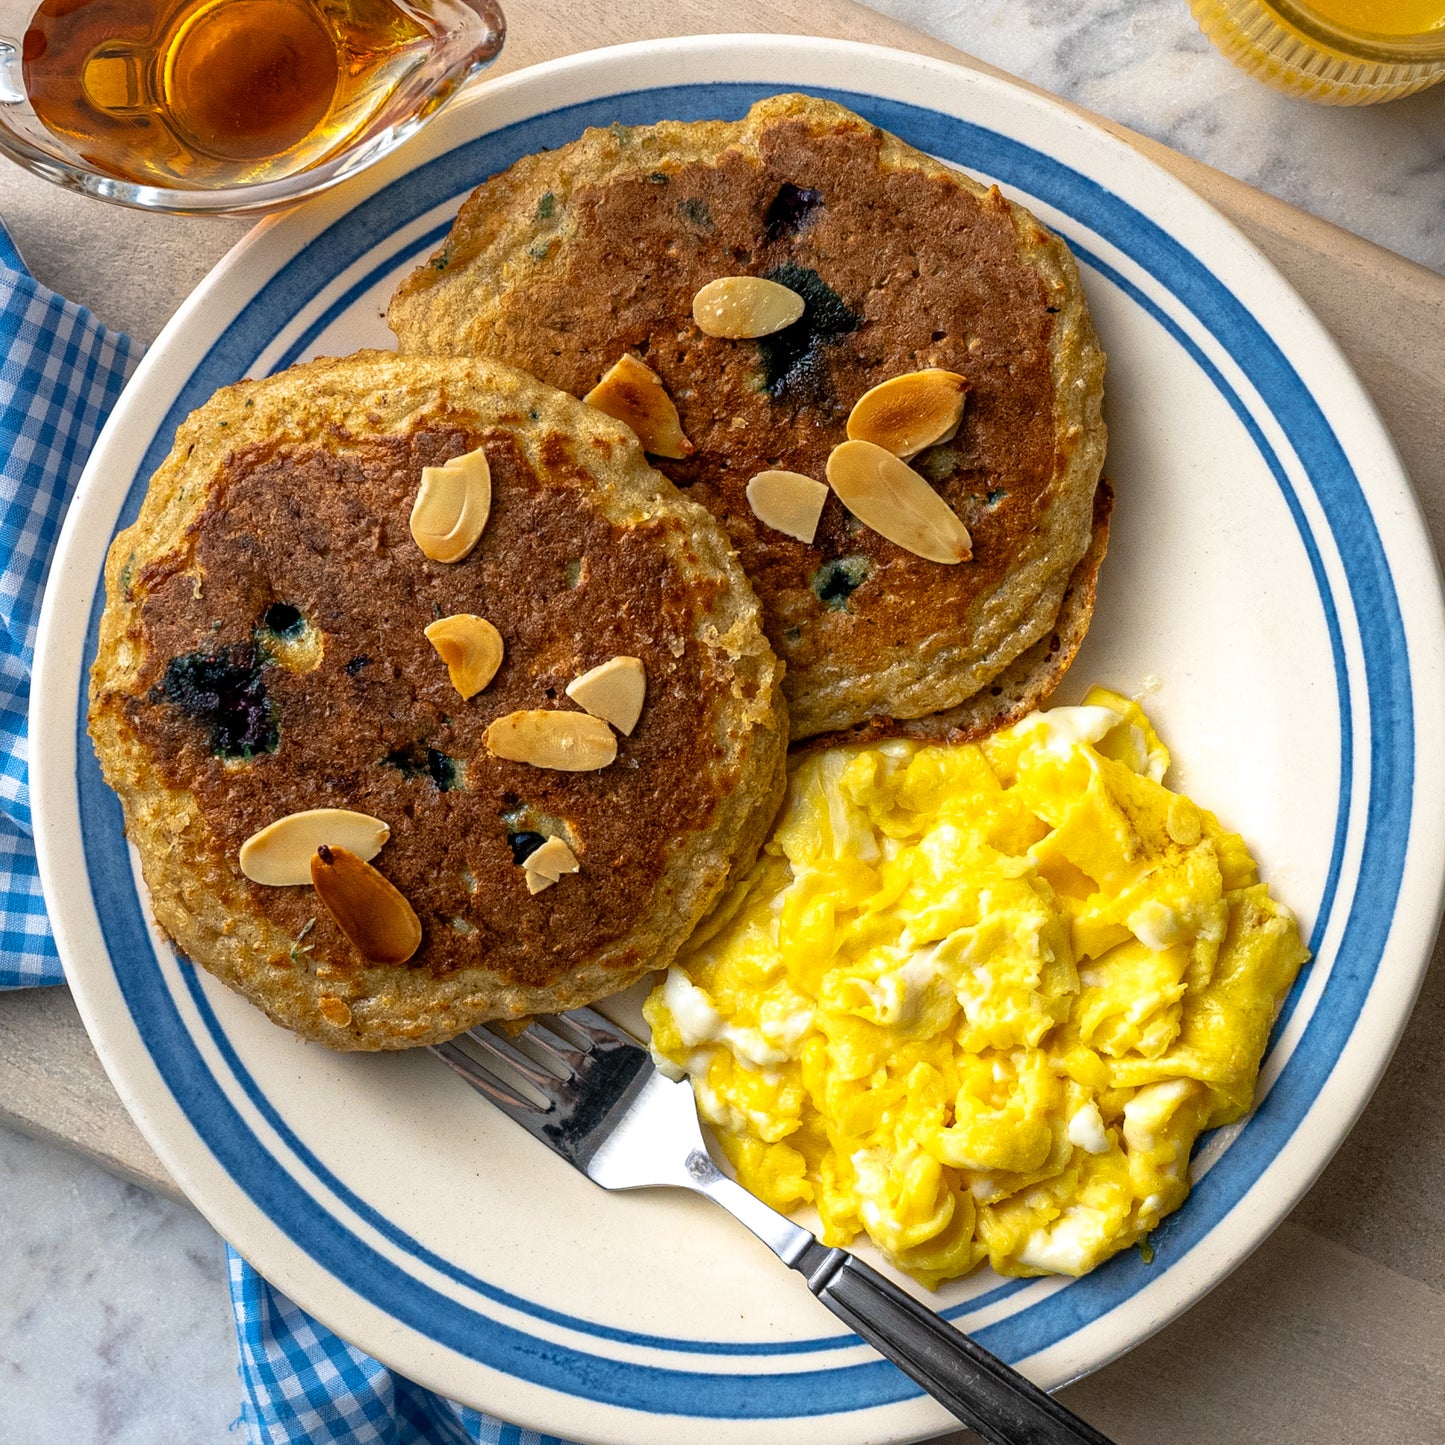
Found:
<box><xmin>432</xmin><ymin>1007</ymin><xmax>1115</xmax><ymax>1445</ymax></box>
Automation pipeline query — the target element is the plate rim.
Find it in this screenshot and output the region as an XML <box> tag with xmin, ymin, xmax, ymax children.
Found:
<box><xmin>31</xmin><ymin>32</ymin><xmax>1445</xmax><ymax>1444</ymax></box>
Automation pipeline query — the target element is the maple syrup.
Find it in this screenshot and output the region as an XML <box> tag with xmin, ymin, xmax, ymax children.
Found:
<box><xmin>20</xmin><ymin>0</ymin><xmax>491</xmax><ymax>188</ymax></box>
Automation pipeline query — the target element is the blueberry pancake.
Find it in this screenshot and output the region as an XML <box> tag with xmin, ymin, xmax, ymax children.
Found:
<box><xmin>88</xmin><ymin>351</ymin><xmax>787</xmax><ymax>1049</ymax></box>
<box><xmin>807</xmin><ymin>479</ymin><xmax>1114</xmax><ymax>751</ymax></box>
<box><xmin>389</xmin><ymin>93</ymin><xmax>1109</xmax><ymax>740</ymax></box>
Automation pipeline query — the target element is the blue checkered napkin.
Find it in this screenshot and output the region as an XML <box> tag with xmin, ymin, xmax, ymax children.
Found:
<box><xmin>228</xmin><ymin>1247</ymin><xmax>579</xmax><ymax>1445</ymax></box>
<box><xmin>0</xmin><ymin>220</ymin><xmax>140</xmax><ymax>988</ymax></box>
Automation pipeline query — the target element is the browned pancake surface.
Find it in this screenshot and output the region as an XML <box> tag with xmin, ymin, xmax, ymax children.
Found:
<box><xmin>131</xmin><ymin>425</ymin><xmax>736</xmax><ymax>988</ymax></box>
<box><xmin>89</xmin><ymin>353</ymin><xmax>787</xmax><ymax>1047</ymax></box>
<box><xmin>390</xmin><ymin>95</ymin><xmax>1107</xmax><ymax>737</ymax></box>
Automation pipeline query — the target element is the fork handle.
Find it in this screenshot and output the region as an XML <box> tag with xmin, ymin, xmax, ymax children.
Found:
<box><xmin>790</xmin><ymin>1240</ymin><xmax>1114</xmax><ymax>1445</ymax></box>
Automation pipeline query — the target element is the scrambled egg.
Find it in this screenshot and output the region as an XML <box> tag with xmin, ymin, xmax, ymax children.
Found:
<box><xmin>643</xmin><ymin>688</ymin><xmax>1309</xmax><ymax>1286</ymax></box>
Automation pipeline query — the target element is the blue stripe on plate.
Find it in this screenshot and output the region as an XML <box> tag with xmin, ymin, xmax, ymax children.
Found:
<box><xmin>272</xmin><ymin>220</ymin><xmax>454</xmax><ymax>373</ymax></box>
<box><xmin>75</xmin><ymin>81</ymin><xmax>1410</xmax><ymax>1416</ymax></box>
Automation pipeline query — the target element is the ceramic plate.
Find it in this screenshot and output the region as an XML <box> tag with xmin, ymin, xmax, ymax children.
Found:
<box><xmin>32</xmin><ymin>35</ymin><xmax>1445</xmax><ymax>1445</ymax></box>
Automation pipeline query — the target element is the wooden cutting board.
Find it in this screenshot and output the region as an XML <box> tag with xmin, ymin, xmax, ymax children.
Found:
<box><xmin>3</xmin><ymin>3</ymin><xmax>1443</xmax><ymax>1441</ymax></box>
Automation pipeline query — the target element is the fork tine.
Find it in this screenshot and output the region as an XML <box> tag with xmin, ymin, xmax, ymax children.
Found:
<box><xmin>515</xmin><ymin>1018</ymin><xmax>585</xmax><ymax>1077</ymax></box>
<box><xmin>465</xmin><ymin>1026</ymin><xmax>566</xmax><ymax>1093</ymax></box>
<box><xmin>550</xmin><ymin>1006</ymin><xmax>639</xmax><ymax>1049</ymax></box>
<box><xmin>535</xmin><ymin>1010</ymin><xmax>597</xmax><ymax>1049</ymax></box>
<box><xmin>432</xmin><ymin>1037</ymin><xmax>548</xmax><ymax>1116</ymax></box>
<box><xmin>432</xmin><ymin>1007</ymin><xmax>655</xmax><ymax>1172</ymax></box>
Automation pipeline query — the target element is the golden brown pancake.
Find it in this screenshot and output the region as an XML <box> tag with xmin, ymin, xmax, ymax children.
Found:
<box><xmin>88</xmin><ymin>351</ymin><xmax>787</xmax><ymax>1049</ymax></box>
<box><xmin>806</xmin><ymin>481</ymin><xmax>1114</xmax><ymax>751</ymax></box>
<box><xmin>389</xmin><ymin>93</ymin><xmax>1108</xmax><ymax>740</ymax></box>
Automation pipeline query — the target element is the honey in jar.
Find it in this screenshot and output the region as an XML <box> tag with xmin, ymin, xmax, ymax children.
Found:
<box><xmin>1190</xmin><ymin>0</ymin><xmax>1445</xmax><ymax>102</ymax></box>
<box><xmin>1298</xmin><ymin>0</ymin><xmax>1445</xmax><ymax>35</ymax></box>
<box><xmin>21</xmin><ymin>0</ymin><xmax>494</xmax><ymax>187</ymax></box>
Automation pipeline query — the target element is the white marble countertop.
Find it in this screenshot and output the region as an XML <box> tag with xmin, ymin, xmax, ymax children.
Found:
<box><xmin>884</xmin><ymin>0</ymin><xmax>1445</xmax><ymax>275</ymax></box>
<box><xmin>2</xmin><ymin>3</ymin><xmax>1442</xmax><ymax>1442</ymax></box>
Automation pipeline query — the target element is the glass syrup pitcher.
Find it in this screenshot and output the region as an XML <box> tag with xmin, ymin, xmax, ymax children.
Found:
<box><xmin>0</xmin><ymin>0</ymin><xmax>505</xmax><ymax>212</ymax></box>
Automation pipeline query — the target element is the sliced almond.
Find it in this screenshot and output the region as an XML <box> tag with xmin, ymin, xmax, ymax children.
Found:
<box><xmin>239</xmin><ymin>808</ymin><xmax>390</xmax><ymax>886</ymax></box>
<box><xmin>565</xmin><ymin>656</ymin><xmax>646</xmax><ymax>735</ymax></box>
<box><xmin>692</xmin><ymin>276</ymin><xmax>805</xmax><ymax>339</ymax></box>
<box><xmin>310</xmin><ymin>844</ymin><xmax>422</xmax><ymax>965</ymax></box>
<box><xmin>483</xmin><ymin>710</ymin><xmax>618</xmax><ymax>771</ymax></box>
<box><xmin>526</xmin><ymin>869</ymin><xmax>557</xmax><ymax>895</ymax></box>
<box><xmin>410</xmin><ymin>447</ymin><xmax>491</xmax><ymax>563</ymax></box>
<box><xmin>318</xmin><ymin>995</ymin><xmax>353</xmax><ymax>1028</ymax></box>
<box><xmin>745</xmin><ymin>470</ymin><xmax>828</xmax><ymax>544</ymax></box>
<box><xmin>846</xmin><ymin>369</ymin><xmax>969</xmax><ymax>459</ymax></box>
<box><xmin>825</xmin><ymin>440</ymin><xmax>972</xmax><ymax>565</ymax></box>
<box><xmin>525</xmin><ymin>835</ymin><xmax>580</xmax><ymax>882</ymax></box>
<box><xmin>424</xmin><ymin>614</ymin><xmax>503</xmax><ymax>700</ymax></box>
<box><xmin>584</xmin><ymin>355</ymin><xmax>694</xmax><ymax>459</ymax></box>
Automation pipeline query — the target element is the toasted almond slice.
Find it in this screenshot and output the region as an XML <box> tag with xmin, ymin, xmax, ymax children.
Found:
<box><xmin>318</xmin><ymin>995</ymin><xmax>353</xmax><ymax>1028</ymax></box>
<box><xmin>525</xmin><ymin>835</ymin><xmax>581</xmax><ymax>882</ymax></box>
<box><xmin>584</xmin><ymin>355</ymin><xmax>694</xmax><ymax>459</ymax></box>
<box><xmin>692</xmin><ymin>276</ymin><xmax>805</xmax><ymax>339</ymax></box>
<box><xmin>825</xmin><ymin>440</ymin><xmax>972</xmax><ymax>564</ymax></box>
<box><xmin>239</xmin><ymin>808</ymin><xmax>390</xmax><ymax>886</ymax></box>
<box><xmin>310</xmin><ymin>845</ymin><xmax>421</xmax><ymax>964</ymax></box>
<box><xmin>745</xmin><ymin>470</ymin><xmax>828</xmax><ymax>544</ymax></box>
<box><xmin>526</xmin><ymin>869</ymin><xmax>557</xmax><ymax>895</ymax></box>
<box><xmin>846</xmin><ymin>369</ymin><xmax>969</xmax><ymax>459</ymax></box>
<box><xmin>410</xmin><ymin>447</ymin><xmax>491</xmax><ymax>563</ymax></box>
<box><xmin>565</xmin><ymin>656</ymin><xmax>646</xmax><ymax>735</ymax></box>
<box><xmin>424</xmin><ymin>614</ymin><xmax>503</xmax><ymax>699</ymax></box>
<box><xmin>483</xmin><ymin>710</ymin><xmax>618</xmax><ymax>771</ymax></box>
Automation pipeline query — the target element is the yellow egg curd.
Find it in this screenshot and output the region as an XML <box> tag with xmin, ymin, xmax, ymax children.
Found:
<box><xmin>644</xmin><ymin>687</ymin><xmax>1309</xmax><ymax>1286</ymax></box>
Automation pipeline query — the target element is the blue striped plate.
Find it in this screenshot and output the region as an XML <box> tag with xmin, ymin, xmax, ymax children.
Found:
<box><xmin>32</xmin><ymin>35</ymin><xmax>1445</xmax><ymax>1445</ymax></box>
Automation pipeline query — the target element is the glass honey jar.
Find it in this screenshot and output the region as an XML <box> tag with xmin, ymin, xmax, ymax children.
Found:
<box><xmin>1190</xmin><ymin>0</ymin><xmax>1445</xmax><ymax>103</ymax></box>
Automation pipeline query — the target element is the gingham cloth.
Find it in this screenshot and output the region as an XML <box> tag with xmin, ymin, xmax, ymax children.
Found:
<box><xmin>0</xmin><ymin>221</ymin><xmax>136</xmax><ymax>988</ymax></box>
<box><xmin>0</xmin><ymin>223</ymin><xmax>576</xmax><ymax>1445</ymax></box>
